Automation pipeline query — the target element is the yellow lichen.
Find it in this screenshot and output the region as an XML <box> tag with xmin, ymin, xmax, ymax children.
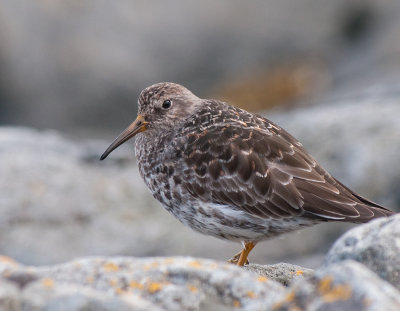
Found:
<box><xmin>318</xmin><ymin>276</ymin><xmax>333</xmax><ymax>292</ymax></box>
<box><xmin>144</xmin><ymin>261</ymin><xmax>161</xmax><ymax>271</ymax></box>
<box><xmin>187</xmin><ymin>284</ymin><xmax>198</xmax><ymax>292</ymax></box>
<box><xmin>188</xmin><ymin>260</ymin><xmax>202</xmax><ymax>268</ymax></box>
<box><xmin>143</xmin><ymin>264</ymin><xmax>152</xmax><ymax>271</ymax></box>
<box><xmin>272</xmin><ymin>291</ymin><xmax>295</xmax><ymax>309</ymax></box>
<box><xmin>41</xmin><ymin>278</ymin><xmax>55</xmax><ymax>288</ymax></box>
<box><xmin>233</xmin><ymin>299</ymin><xmax>241</xmax><ymax>308</ymax></box>
<box><xmin>109</xmin><ymin>279</ymin><xmax>118</xmax><ymax>287</ymax></box>
<box><xmin>247</xmin><ymin>291</ymin><xmax>256</xmax><ymax>298</ymax></box>
<box><xmin>87</xmin><ymin>275</ymin><xmax>94</xmax><ymax>283</ymax></box>
<box><xmin>103</xmin><ymin>262</ymin><xmax>119</xmax><ymax>272</ymax></box>
<box><xmin>322</xmin><ymin>284</ymin><xmax>352</xmax><ymax>303</ymax></box>
<box><xmin>295</xmin><ymin>270</ymin><xmax>304</xmax><ymax>276</ymax></box>
<box><xmin>163</xmin><ymin>258</ymin><xmax>175</xmax><ymax>264</ymax></box>
<box><xmin>256</xmin><ymin>276</ymin><xmax>268</xmax><ymax>282</ymax></box>
<box><xmin>318</xmin><ymin>276</ymin><xmax>352</xmax><ymax>303</ymax></box>
<box><xmin>147</xmin><ymin>282</ymin><xmax>163</xmax><ymax>293</ymax></box>
<box><xmin>129</xmin><ymin>280</ymin><xmax>144</xmax><ymax>290</ymax></box>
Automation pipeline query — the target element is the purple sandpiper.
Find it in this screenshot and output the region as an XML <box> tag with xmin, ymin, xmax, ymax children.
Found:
<box><xmin>101</xmin><ymin>82</ymin><xmax>394</xmax><ymax>266</ymax></box>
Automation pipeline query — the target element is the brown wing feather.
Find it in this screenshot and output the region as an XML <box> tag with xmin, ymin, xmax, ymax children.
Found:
<box><xmin>181</xmin><ymin>106</ymin><xmax>393</xmax><ymax>222</ymax></box>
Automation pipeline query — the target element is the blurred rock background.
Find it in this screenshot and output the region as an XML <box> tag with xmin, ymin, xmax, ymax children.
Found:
<box><xmin>0</xmin><ymin>0</ymin><xmax>399</xmax><ymax>267</ymax></box>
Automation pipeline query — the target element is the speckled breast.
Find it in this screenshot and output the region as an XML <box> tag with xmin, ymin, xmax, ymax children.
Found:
<box><xmin>135</xmin><ymin>130</ymin><xmax>189</xmax><ymax>213</ymax></box>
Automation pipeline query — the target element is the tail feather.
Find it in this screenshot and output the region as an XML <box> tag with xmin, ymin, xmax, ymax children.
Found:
<box><xmin>333</xmin><ymin>177</ymin><xmax>394</xmax><ymax>223</ymax></box>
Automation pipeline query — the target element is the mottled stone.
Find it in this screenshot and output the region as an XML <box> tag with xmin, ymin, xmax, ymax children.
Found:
<box><xmin>324</xmin><ymin>214</ymin><xmax>400</xmax><ymax>289</ymax></box>
<box><xmin>0</xmin><ymin>256</ymin><xmax>286</xmax><ymax>311</ymax></box>
<box><xmin>244</xmin><ymin>263</ymin><xmax>314</xmax><ymax>286</ymax></box>
<box><xmin>274</xmin><ymin>260</ymin><xmax>400</xmax><ymax>311</ymax></box>
<box><xmin>1</xmin><ymin>255</ymin><xmax>399</xmax><ymax>310</ymax></box>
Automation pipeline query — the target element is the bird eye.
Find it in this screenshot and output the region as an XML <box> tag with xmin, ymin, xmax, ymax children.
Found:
<box><xmin>162</xmin><ymin>100</ymin><xmax>172</xmax><ymax>109</ymax></box>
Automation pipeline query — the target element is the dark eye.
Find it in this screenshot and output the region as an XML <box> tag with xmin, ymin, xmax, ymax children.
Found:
<box><xmin>162</xmin><ymin>100</ymin><xmax>172</xmax><ymax>109</ymax></box>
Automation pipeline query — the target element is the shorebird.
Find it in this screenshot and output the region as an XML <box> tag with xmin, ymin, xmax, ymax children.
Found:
<box><xmin>101</xmin><ymin>82</ymin><xmax>393</xmax><ymax>266</ymax></box>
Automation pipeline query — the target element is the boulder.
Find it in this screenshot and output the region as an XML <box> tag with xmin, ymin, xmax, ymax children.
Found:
<box><xmin>0</xmin><ymin>256</ymin><xmax>286</xmax><ymax>311</ymax></box>
<box><xmin>1</xmin><ymin>255</ymin><xmax>399</xmax><ymax>311</ymax></box>
<box><xmin>244</xmin><ymin>263</ymin><xmax>314</xmax><ymax>287</ymax></box>
<box><xmin>324</xmin><ymin>214</ymin><xmax>400</xmax><ymax>290</ymax></box>
<box><xmin>274</xmin><ymin>260</ymin><xmax>400</xmax><ymax>311</ymax></box>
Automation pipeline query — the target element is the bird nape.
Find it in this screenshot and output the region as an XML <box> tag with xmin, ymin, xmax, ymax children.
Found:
<box><xmin>101</xmin><ymin>82</ymin><xmax>394</xmax><ymax>266</ymax></box>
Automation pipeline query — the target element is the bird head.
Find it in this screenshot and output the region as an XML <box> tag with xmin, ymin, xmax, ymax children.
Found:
<box><xmin>100</xmin><ymin>82</ymin><xmax>200</xmax><ymax>160</ymax></box>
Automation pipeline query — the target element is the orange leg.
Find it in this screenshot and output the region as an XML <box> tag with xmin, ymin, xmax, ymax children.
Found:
<box><xmin>228</xmin><ymin>251</ymin><xmax>249</xmax><ymax>265</ymax></box>
<box><xmin>236</xmin><ymin>241</ymin><xmax>256</xmax><ymax>266</ymax></box>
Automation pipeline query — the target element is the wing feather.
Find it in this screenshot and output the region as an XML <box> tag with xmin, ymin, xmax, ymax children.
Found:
<box><xmin>180</xmin><ymin>106</ymin><xmax>393</xmax><ymax>222</ymax></box>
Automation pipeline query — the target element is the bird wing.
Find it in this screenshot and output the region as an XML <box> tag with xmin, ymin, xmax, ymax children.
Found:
<box><xmin>180</xmin><ymin>113</ymin><xmax>392</xmax><ymax>222</ymax></box>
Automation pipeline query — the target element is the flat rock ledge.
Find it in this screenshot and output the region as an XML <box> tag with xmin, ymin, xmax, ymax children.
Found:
<box><xmin>1</xmin><ymin>214</ymin><xmax>400</xmax><ymax>311</ymax></box>
<box><xmin>0</xmin><ymin>256</ymin><xmax>287</xmax><ymax>311</ymax></box>
<box><xmin>0</xmin><ymin>219</ymin><xmax>398</xmax><ymax>311</ymax></box>
<box><xmin>0</xmin><ymin>255</ymin><xmax>399</xmax><ymax>311</ymax></box>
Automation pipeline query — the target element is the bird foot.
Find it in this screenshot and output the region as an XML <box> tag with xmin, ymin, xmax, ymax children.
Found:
<box><xmin>228</xmin><ymin>252</ymin><xmax>249</xmax><ymax>265</ymax></box>
<box><xmin>228</xmin><ymin>242</ymin><xmax>256</xmax><ymax>266</ymax></box>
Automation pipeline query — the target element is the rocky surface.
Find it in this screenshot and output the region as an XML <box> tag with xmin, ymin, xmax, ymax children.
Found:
<box><xmin>1</xmin><ymin>215</ymin><xmax>400</xmax><ymax>311</ymax></box>
<box><xmin>276</xmin><ymin>260</ymin><xmax>400</xmax><ymax>311</ymax></box>
<box><xmin>0</xmin><ymin>125</ymin><xmax>399</xmax><ymax>311</ymax></box>
<box><xmin>0</xmin><ymin>256</ymin><xmax>287</xmax><ymax>311</ymax></box>
<box><xmin>0</xmin><ymin>118</ymin><xmax>399</xmax><ymax>309</ymax></box>
<box><xmin>325</xmin><ymin>214</ymin><xmax>400</xmax><ymax>290</ymax></box>
<box><xmin>244</xmin><ymin>263</ymin><xmax>314</xmax><ymax>287</ymax></box>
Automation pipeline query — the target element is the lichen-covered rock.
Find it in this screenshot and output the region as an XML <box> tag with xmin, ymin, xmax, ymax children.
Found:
<box><xmin>0</xmin><ymin>256</ymin><xmax>286</xmax><ymax>311</ymax></box>
<box><xmin>324</xmin><ymin>214</ymin><xmax>400</xmax><ymax>290</ymax></box>
<box><xmin>274</xmin><ymin>260</ymin><xmax>400</xmax><ymax>311</ymax></box>
<box><xmin>244</xmin><ymin>263</ymin><xmax>314</xmax><ymax>287</ymax></box>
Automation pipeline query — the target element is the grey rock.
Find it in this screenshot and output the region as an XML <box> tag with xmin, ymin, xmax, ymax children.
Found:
<box><xmin>2</xmin><ymin>255</ymin><xmax>398</xmax><ymax>311</ymax></box>
<box><xmin>244</xmin><ymin>263</ymin><xmax>314</xmax><ymax>287</ymax></box>
<box><xmin>0</xmin><ymin>256</ymin><xmax>286</xmax><ymax>311</ymax></box>
<box><xmin>324</xmin><ymin>214</ymin><xmax>400</xmax><ymax>290</ymax></box>
<box><xmin>22</xmin><ymin>283</ymin><xmax>162</xmax><ymax>311</ymax></box>
<box><xmin>275</xmin><ymin>260</ymin><xmax>400</xmax><ymax>311</ymax></box>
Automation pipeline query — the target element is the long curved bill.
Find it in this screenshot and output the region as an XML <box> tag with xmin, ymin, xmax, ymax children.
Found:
<box><xmin>100</xmin><ymin>115</ymin><xmax>148</xmax><ymax>160</ymax></box>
